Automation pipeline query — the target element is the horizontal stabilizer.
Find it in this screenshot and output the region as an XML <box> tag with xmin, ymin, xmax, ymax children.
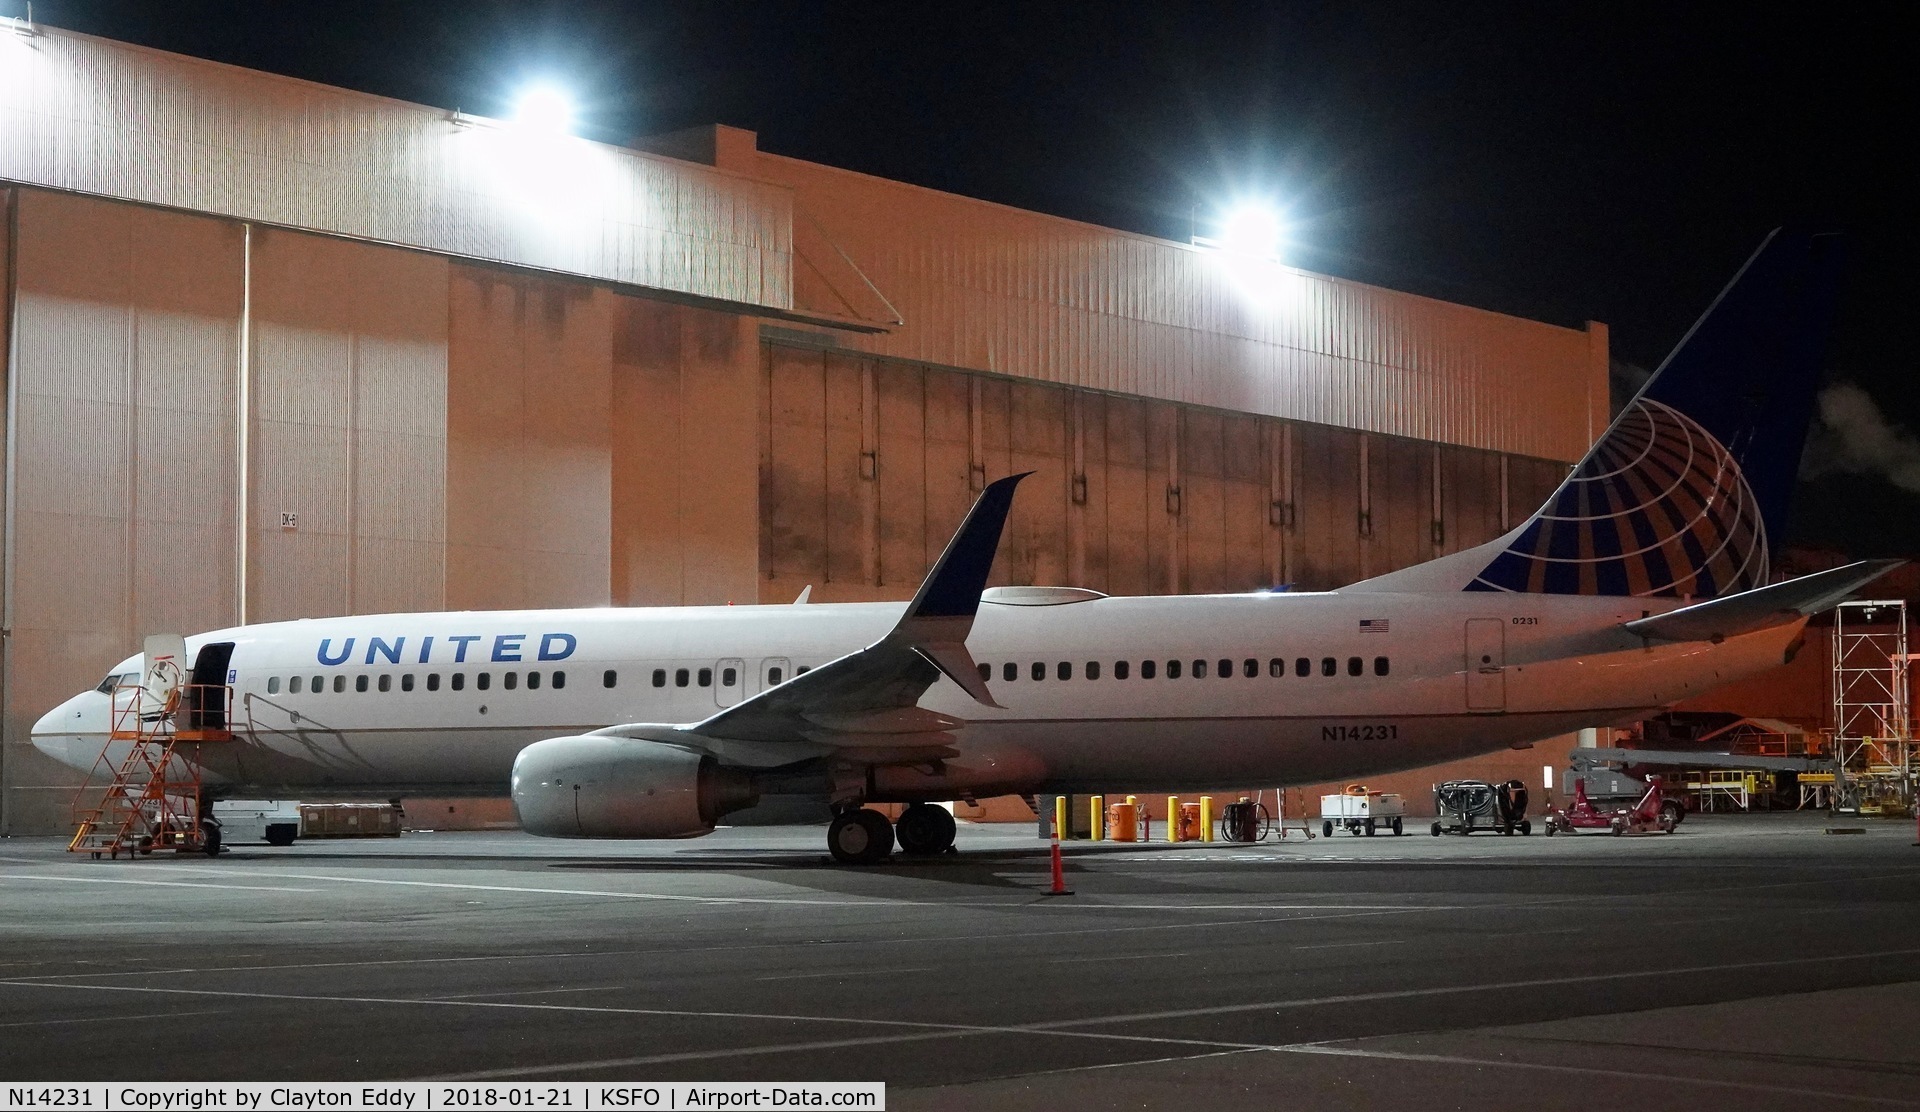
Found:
<box><xmin>1624</xmin><ymin>560</ymin><xmax>1902</xmax><ymax>642</ymax></box>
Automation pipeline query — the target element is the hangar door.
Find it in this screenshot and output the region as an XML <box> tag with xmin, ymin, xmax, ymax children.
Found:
<box><xmin>1464</xmin><ymin>619</ymin><xmax>1506</xmax><ymax>712</ymax></box>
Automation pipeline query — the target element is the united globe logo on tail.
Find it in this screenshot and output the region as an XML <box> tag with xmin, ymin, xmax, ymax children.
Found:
<box><xmin>1468</xmin><ymin>397</ymin><xmax>1768</xmax><ymax>598</ymax></box>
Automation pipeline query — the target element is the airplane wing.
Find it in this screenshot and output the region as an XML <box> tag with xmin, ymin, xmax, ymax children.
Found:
<box><xmin>592</xmin><ymin>473</ymin><xmax>1029</xmax><ymax>762</ymax></box>
<box><xmin>1624</xmin><ymin>559</ymin><xmax>1902</xmax><ymax>643</ymax></box>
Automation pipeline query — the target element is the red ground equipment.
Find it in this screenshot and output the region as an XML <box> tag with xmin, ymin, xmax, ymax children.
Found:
<box><xmin>1545</xmin><ymin>776</ymin><xmax>1677</xmax><ymax>836</ymax></box>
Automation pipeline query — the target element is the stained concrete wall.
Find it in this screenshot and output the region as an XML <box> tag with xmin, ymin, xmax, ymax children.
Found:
<box><xmin>758</xmin><ymin>344</ymin><xmax>1569</xmax><ymax>603</ymax></box>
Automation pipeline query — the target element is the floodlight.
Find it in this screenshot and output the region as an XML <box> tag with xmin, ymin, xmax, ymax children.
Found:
<box><xmin>512</xmin><ymin>85</ymin><xmax>573</xmax><ymax>136</ymax></box>
<box><xmin>1218</xmin><ymin>203</ymin><xmax>1284</xmax><ymax>260</ymax></box>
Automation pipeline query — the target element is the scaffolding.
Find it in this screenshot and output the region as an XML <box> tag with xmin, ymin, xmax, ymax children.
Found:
<box><xmin>1830</xmin><ymin>599</ymin><xmax>1916</xmax><ymax>816</ymax></box>
<box><xmin>68</xmin><ymin>682</ymin><xmax>233</xmax><ymax>858</ymax></box>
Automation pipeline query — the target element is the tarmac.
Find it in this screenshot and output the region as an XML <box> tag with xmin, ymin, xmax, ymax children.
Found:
<box><xmin>3</xmin><ymin>812</ymin><xmax>1919</xmax><ymax>1109</ymax></box>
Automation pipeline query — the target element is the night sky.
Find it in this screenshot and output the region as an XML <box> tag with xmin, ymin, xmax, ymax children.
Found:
<box><xmin>16</xmin><ymin>1</ymin><xmax>1914</xmax><ymax>554</ymax></box>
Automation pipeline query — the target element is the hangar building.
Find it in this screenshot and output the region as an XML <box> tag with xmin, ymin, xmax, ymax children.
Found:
<box><xmin>0</xmin><ymin>24</ymin><xmax>1607</xmax><ymax>833</ymax></box>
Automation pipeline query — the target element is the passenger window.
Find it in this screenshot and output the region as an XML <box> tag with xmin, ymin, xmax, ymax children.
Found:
<box><xmin>721</xmin><ymin>667</ymin><xmax>736</xmax><ymax>687</ymax></box>
<box><xmin>1243</xmin><ymin>658</ymin><xmax>1256</xmax><ymax>678</ymax></box>
<box><xmin>767</xmin><ymin>667</ymin><xmax>782</xmax><ymax>685</ymax></box>
<box><xmin>504</xmin><ymin>672</ymin><xmax>518</xmax><ymax>690</ymax></box>
<box><xmin>334</xmin><ymin>675</ymin><xmax>345</xmax><ymax>693</ymax></box>
<box><xmin>1004</xmin><ymin>662</ymin><xmax>1018</xmax><ymax>682</ymax></box>
<box><xmin>697</xmin><ymin>667</ymin><xmax>712</xmax><ymax>687</ymax></box>
<box><xmin>1270</xmin><ymin>658</ymin><xmax>1285</xmax><ymax>677</ymax></box>
<box><xmin>401</xmin><ymin>674</ymin><xmax>415</xmax><ymax>692</ymax></box>
<box><xmin>1374</xmin><ymin>656</ymin><xmax>1390</xmax><ymax>677</ymax></box>
<box><xmin>1087</xmin><ymin>661</ymin><xmax>1101</xmax><ymax>680</ymax></box>
<box><xmin>290</xmin><ymin>676</ymin><xmax>303</xmax><ymax>694</ymax></box>
<box><xmin>978</xmin><ymin>663</ymin><xmax>991</xmax><ymax>682</ymax></box>
<box><xmin>1031</xmin><ymin>661</ymin><xmax>1045</xmax><ymax>681</ymax></box>
<box><xmin>1295</xmin><ymin>657</ymin><xmax>1310</xmax><ymax>677</ymax></box>
<box><xmin>553</xmin><ymin>671</ymin><xmax>566</xmax><ymax>689</ymax></box>
<box><xmin>675</xmin><ymin>668</ymin><xmax>690</xmax><ymax>688</ymax></box>
<box><xmin>1058</xmin><ymin>662</ymin><xmax>1072</xmax><ymax>681</ymax></box>
<box><xmin>452</xmin><ymin>673</ymin><xmax>465</xmax><ymax>691</ymax></box>
<box><xmin>1167</xmin><ymin>660</ymin><xmax>1182</xmax><ymax>679</ymax></box>
<box><xmin>1219</xmin><ymin>658</ymin><xmax>1232</xmax><ymax>679</ymax></box>
<box><xmin>527</xmin><ymin>671</ymin><xmax>541</xmax><ymax>690</ymax></box>
<box><xmin>378</xmin><ymin>674</ymin><xmax>392</xmax><ymax>692</ymax></box>
<box><xmin>477</xmin><ymin>672</ymin><xmax>491</xmax><ymax>691</ymax></box>
<box><xmin>427</xmin><ymin>673</ymin><xmax>441</xmax><ymax>692</ymax></box>
<box><xmin>1321</xmin><ymin>657</ymin><xmax>1336</xmax><ymax>677</ymax></box>
<box><xmin>1142</xmin><ymin>660</ymin><xmax>1157</xmax><ymax>679</ymax></box>
<box><xmin>356</xmin><ymin>675</ymin><xmax>369</xmax><ymax>693</ymax></box>
<box><xmin>268</xmin><ymin>676</ymin><xmax>281</xmax><ymax>695</ymax></box>
<box><xmin>1115</xmin><ymin>660</ymin><xmax>1130</xmax><ymax>680</ymax></box>
<box><xmin>650</xmin><ymin>669</ymin><xmax>664</xmax><ymax>687</ymax></box>
<box><xmin>1347</xmin><ymin>656</ymin><xmax>1362</xmax><ymax>677</ymax></box>
<box><xmin>1193</xmin><ymin>659</ymin><xmax>1208</xmax><ymax>679</ymax></box>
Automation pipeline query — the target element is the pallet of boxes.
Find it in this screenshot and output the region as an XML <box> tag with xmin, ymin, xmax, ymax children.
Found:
<box><xmin>300</xmin><ymin>802</ymin><xmax>404</xmax><ymax>839</ymax></box>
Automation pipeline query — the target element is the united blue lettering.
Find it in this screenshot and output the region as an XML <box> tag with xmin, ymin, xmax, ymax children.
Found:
<box><xmin>314</xmin><ymin>631</ymin><xmax>576</xmax><ymax>666</ymax></box>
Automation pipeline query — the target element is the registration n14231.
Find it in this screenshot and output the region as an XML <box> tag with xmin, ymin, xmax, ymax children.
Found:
<box><xmin>1321</xmin><ymin>723</ymin><xmax>1399</xmax><ymax>742</ymax></box>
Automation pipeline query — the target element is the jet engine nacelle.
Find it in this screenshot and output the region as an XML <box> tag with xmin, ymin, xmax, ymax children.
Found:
<box><xmin>510</xmin><ymin>736</ymin><xmax>758</xmax><ymax>838</ymax></box>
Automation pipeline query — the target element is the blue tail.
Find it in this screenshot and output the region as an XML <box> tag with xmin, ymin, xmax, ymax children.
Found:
<box><xmin>1463</xmin><ymin>230</ymin><xmax>1846</xmax><ymax>598</ymax></box>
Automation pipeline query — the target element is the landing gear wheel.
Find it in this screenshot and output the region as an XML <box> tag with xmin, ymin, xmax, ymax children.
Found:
<box><xmin>1430</xmin><ymin>822</ymin><xmax>1442</xmax><ymax>836</ymax></box>
<box><xmin>895</xmin><ymin>803</ymin><xmax>957</xmax><ymax>856</ymax></box>
<box><xmin>1322</xmin><ymin>820</ymin><xmax>1334</xmax><ymax>838</ymax></box>
<box><xmin>828</xmin><ymin>808</ymin><xmax>895</xmax><ymax>865</ymax></box>
<box><xmin>1520</xmin><ymin>819</ymin><xmax>1532</xmax><ymax>836</ymax></box>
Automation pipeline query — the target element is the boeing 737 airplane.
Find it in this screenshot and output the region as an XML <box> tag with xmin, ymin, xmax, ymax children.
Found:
<box><xmin>33</xmin><ymin>229</ymin><xmax>1890</xmax><ymax>863</ymax></box>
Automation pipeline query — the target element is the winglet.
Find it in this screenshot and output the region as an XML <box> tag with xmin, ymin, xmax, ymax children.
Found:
<box><xmin>902</xmin><ymin>473</ymin><xmax>1031</xmax><ymax>624</ymax></box>
<box><xmin>890</xmin><ymin>472</ymin><xmax>1030</xmax><ymax>707</ymax></box>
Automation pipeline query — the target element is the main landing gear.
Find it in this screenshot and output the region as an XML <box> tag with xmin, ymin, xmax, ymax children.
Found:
<box><xmin>826</xmin><ymin>803</ymin><xmax>958</xmax><ymax>865</ymax></box>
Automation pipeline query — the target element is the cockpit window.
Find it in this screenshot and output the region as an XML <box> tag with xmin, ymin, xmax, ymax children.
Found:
<box><xmin>95</xmin><ymin>672</ymin><xmax>135</xmax><ymax>694</ymax></box>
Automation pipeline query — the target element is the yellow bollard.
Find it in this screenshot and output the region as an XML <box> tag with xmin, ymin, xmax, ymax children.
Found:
<box><xmin>1200</xmin><ymin>795</ymin><xmax>1215</xmax><ymax>842</ymax></box>
<box><xmin>1054</xmin><ymin>795</ymin><xmax>1068</xmax><ymax>841</ymax></box>
<box><xmin>1167</xmin><ymin>796</ymin><xmax>1182</xmax><ymax>842</ymax></box>
<box><xmin>1089</xmin><ymin>795</ymin><xmax>1104</xmax><ymax>841</ymax></box>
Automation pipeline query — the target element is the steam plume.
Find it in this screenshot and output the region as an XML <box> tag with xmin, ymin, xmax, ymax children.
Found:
<box><xmin>1804</xmin><ymin>382</ymin><xmax>1920</xmax><ymax>492</ymax></box>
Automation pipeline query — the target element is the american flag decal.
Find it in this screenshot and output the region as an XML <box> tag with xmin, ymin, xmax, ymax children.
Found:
<box><xmin>1359</xmin><ymin>618</ymin><xmax>1390</xmax><ymax>633</ymax></box>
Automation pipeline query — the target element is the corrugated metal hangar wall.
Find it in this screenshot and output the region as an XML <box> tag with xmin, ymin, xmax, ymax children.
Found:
<box><xmin>0</xmin><ymin>28</ymin><xmax>1606</xmax><ymax>833</ymax></box>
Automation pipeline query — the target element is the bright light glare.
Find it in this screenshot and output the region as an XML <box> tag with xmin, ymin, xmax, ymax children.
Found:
<box><xmin>512</xmin><ymin>86</ymin><xmax>573</xmax><ymax>136</ymax></box>
<box><xmin>1218</xmin><ymin>203</ymin><xmax>1284</xmax><ymax>260</ymax></box>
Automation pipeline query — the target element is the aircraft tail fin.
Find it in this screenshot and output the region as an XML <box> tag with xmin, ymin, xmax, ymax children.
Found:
<box><xmin>1345</xmin><ymin>229</ymin><xmax>1846</xmax><ymax>599</ymax></box>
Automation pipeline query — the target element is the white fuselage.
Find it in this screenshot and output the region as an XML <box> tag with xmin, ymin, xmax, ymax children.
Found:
<box><xmin>31</xmin><ymin>589</ymin><xmax>1803</xmax><ymax>799</ymax></box>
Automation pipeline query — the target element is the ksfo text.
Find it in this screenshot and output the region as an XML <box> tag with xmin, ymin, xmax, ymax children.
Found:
<box><xmin>7</xmin><ymin>1083</ymin><xmax>883</xmax><ymax>1110</ymax></box>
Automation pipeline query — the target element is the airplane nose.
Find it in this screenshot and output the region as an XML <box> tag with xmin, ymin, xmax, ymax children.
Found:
<box><xmin>32</xmin><ymin>691</ymin><xmax>109</xmax><ymax>770</ymax></box>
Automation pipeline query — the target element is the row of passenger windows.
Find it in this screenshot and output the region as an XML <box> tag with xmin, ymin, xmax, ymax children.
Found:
<box><xmin>262</xmin><ymin>656</ymin><xmax>1387</xmax><ymax>696</ymax></box>
<box><xmin>980</xmin><ymin>656</ymin><xmax>1390</xmax><ymax>681</ymax></box>
<box><xmin>262</xmin><ymin>665</ymin><xmax>819</xmax><ymax>697</ymax></box>
<box><xmin>267</xmin><ymin>670</ymin><xmax>568</xmax><ymax>695</ymax></box>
